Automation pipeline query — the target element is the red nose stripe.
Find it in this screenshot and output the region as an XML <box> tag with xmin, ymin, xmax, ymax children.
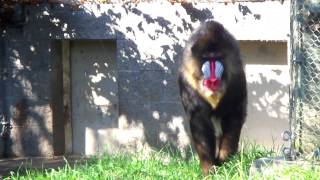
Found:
<box><xmin>203</xmin><ymin>58</ymin><xmax>221</xmax><ymax>91</ymax></box>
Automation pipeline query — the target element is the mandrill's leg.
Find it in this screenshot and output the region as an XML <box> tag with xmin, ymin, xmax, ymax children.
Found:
<box><xmin>217</xmin><ymin>118</ymin><xmax>243</xmax><ymax>163</ymax></box>
<box><xmin>189</xmin><ymin>112</ymin><xmax>216</xmax><ymax>176</ymax></box>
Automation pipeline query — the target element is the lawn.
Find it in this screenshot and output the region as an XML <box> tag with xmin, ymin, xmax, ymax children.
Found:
<box><xmin>4</xmin><ymin>143</ymin><xmax>320</xmax><ymax>180</ymax></box>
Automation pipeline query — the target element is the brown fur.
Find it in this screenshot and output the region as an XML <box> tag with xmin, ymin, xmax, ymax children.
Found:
<box><xmin>178</xmin><ymin>20</ymin><xmax>247</xmax><ymax>176</ymax></box>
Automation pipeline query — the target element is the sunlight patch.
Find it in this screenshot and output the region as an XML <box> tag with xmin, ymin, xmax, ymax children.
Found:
<box><xmin>89</xmin><ymin>73</ymin><xmax>106</xmax><ymax>83</ymax></box>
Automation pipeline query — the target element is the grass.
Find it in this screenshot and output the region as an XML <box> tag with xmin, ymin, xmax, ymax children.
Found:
<box><xmin>4</xmin><ymin>142</ymin><xmax>320</xmax><ymax>180</ymax></box>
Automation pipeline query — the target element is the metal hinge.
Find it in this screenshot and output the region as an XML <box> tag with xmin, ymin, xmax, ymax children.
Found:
<box><xmin>0</xmin><ymin>114</ymin><xmax>12</xmax><ymax>139</ymax></box>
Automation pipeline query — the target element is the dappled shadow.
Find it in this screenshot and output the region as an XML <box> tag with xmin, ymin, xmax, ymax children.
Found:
<box><xmin>240</xmin><ymin>41</ymin><xmax>289</xmax><ymax>148</ymax></box>
<box><xmin>1</xmin><ymin>3</ymin><xmax>195</xmax><ymax>157</ymax></box>
<box><xmin>0</xmin><ymin>2</ymin><xmax>285</xmax><ymax>159</ymax></box>
<box><xmin>0</xmin><ymin>32</ymin><xmax>54</xmax><ymax>157</ymax></box>
<box><xmin>181</xmin><ymin>2</ymin><xmax>214</xmax><ymax>22</ymax></box>
<box><xmin>235</xmin><ymin>4</ymin><xmax>261</xmax><ymax>23</ymax></box>
<box><xmin>242</xmin><ymin>40</ymin><xmax>289</xmax><ymax>148</ymax></box>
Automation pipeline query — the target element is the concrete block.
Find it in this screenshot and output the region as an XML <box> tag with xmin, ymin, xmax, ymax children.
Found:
<box><xmin>6</xmin><ymin>38</ymin><xmax>51</xmax><ymax>70</ymax></box>
<box><xmin>119</xmin><ymin>101</ymin><xmax>188</xmax><ymax>149</ymax></box>
<box><xmin>22</xmin><ymin>4</ymin><xmax>118</xmax><ymax>40</ymax></box>
<box><xmin>143</xmin><ymin>102</ymin><xmax>190</xmax><ymax>149</ymax></box>
<box><xmin>117</xmin><ymin>36</ymin><xmax>182</xmax><ymax>72</ymax></box>
<box><xmin>5</xmin><ymin>97</ymin><xmax>53</xmax><ymax>134</ymax></box>
<box><xmin>4</xmin><ymin>96</ymin><xmax>54</xmax><ymax>158</ymax></box>
<box><xmin>250</xmin><ymin>157</ymin><xmax>320</xmax><ymax>178</ymax></box>
<box><xmin>117</xmin><ymin>39</ymin><xmax>141</xmax><ymax>71</ymax></box>
<box><xmin>118</xmin><ymin>101</ymin><xmax>143</xmax><ymax>124</ymax></box>
<box><xmin>118</xmin><ymin>71</ymin><xmax>141</xmax><ymax>102</ymax></box>
<box><xmin>138</xmin><ymin>70</ymin><xmax>165</xmax><ymax>102</ymax></box>
<box><xmin>5</xmin><ymin>70</ymin><xmax>50</xmax><ymax>102</ymax></box>
<box><xmin>163</xmin><ymin>72</ymin><xmax>181</xmax><ymax>102</ymax></box>
<box><xmin>8</xmin><ymin>125</ymin><xmax>54</xmax><ymax>157</ymax></box>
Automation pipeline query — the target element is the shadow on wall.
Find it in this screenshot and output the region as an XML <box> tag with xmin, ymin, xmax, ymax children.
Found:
<box><xmin>0</xmin><ymin>2</ymin><xmax>209</xmax><ymax>157</ymax></box>
<box><xmin>1</xmin><ymin>33</ymin><xmax>54</xmax><ymax>157</ymax></box>
<box><xmin>243</xmin><ymin>69</ymin><xmax>289</xmax><ymax>147</ymax></box>
<box><xmin>59</xmin><ymin>3</ymin><xmax>215</xmax><ymax>156</ymax></box>
<box><xmin>0</xmin><ymin>2</ymin><xmax>276</xmax><ymax>157</ymax></box>
<box><xmin>241</xmin><ymin>41</ymin><xmax>289</xmax><ymax>148</ymax></box>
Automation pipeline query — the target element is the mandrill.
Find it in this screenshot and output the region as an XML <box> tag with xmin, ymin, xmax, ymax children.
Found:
<box><xmin>178</xmin><ymin>20</ymin><xmax>247</xmax><ymax>175</ymax></box>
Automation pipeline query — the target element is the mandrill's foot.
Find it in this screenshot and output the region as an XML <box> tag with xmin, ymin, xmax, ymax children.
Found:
<box><xmin>200</xmin><ymin>160</ymin><xmax>212</xmax><ymax>176</ymax></box>
<box><xmin>200</xmin><ymin>160</ymin><xmax>220</xmax><ymax>177</ymax></box>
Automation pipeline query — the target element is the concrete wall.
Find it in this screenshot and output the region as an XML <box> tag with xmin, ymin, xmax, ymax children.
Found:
<box><xmin>0</xmin><ymin>1</ymin><xmax>290</xmax><ymax>157</ymax></box>
<box><xmin>240</xmin><ymin>41</ymin><xmax>289</xmax><ymax>148</ymax></box>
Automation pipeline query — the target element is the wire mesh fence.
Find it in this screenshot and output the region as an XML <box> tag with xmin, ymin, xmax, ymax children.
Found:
<box><xmin>289</xmin><ymin>0</ymin><xmax>320</xmax><ymax>160</ymax></box>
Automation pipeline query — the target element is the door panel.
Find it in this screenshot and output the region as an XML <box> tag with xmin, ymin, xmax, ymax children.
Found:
<box><xmin>71</xmin><ymin>41</ymin><xmax>118</xmax><ymax>155</ymax></box>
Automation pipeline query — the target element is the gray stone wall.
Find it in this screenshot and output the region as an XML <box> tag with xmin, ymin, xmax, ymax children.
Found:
<box><xmin>0</xmin><ymin>1</ymin><xmax>289</xmax><ymax>157</ymax></box>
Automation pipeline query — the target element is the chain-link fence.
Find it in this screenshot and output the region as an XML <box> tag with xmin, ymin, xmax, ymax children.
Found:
<box><xmin>288</xmin><ymin>0</ymin><xmax>320</xmax><ymax>160</ymax></box>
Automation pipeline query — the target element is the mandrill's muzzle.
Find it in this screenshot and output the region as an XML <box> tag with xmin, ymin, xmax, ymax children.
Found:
<box><xmin>201</xmin><ymin>58</ymin><xmax>224</xmax><ymax>92</ymax></box>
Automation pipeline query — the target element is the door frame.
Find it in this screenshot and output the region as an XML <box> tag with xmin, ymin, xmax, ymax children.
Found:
<box><xmin>62</xmin><ymin>40</ymin><xmax>73</xmax><ymax>155</ymax></box>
